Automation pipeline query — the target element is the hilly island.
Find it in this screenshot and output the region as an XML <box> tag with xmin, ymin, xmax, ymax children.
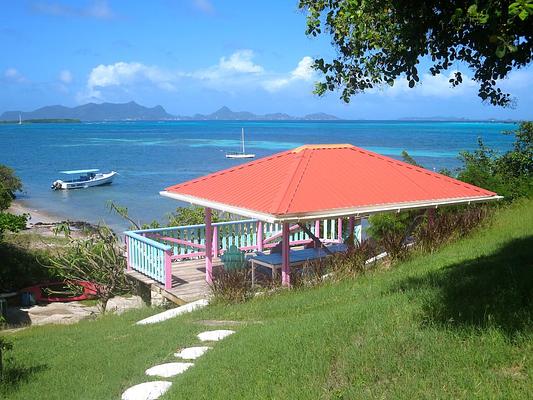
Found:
<box><xmin>0</xmin><ymin>102</ymin><xmax>340</xmax><ymax>122</ymax></box>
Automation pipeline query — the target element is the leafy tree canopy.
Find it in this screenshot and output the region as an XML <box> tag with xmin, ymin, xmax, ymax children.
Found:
<box><xmin>0</xmin><ymin>165</ymin><xmax>22</xmax><ymax>211</ymax></box>
<box><xmin>299</xmin><ymin>0</ymin><xmax>533</xmax><ymax>106</ymax></box>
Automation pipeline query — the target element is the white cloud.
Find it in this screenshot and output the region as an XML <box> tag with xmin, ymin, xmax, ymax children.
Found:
<box><xmin>83</xmin><ymin>61</ymin><xmax>177</xmax><ymax>100</ymax></box>
<box><xmin>192</xmin><ymin>0</ymin><xmax>214</xmax><ymax>14</ymax></box>
<box><xmin>263</xmin><ymin>56</ymin><xmax>316</xmax><ymax>92</ymax></box>
<box><xmin>195</xmin><ymin>50</ymin><xmax>264</xmax><ymax>81</ymax></box>
<box><xmin>31</xmin><ymin>0</ymin><xmax>114</xmax><ymax>19</ymax></box>
<box><xmin>4</xmin><ymin>68</ymin><xmax>27</xmax><ymax>83</ymax></box>
<box><xmin>78</xmin><ymin>52</ymin><xmax>318</xmax><ymax>101</ymax></box>
<box><xmin>376</xmin><ymin>70</ymin><xmax>477</xmax><ymax>98</ymax></box>
<box><xmin>59</xmin><ymin>69</ymin><xmax>73</xmax><ymax>84</ymax></box>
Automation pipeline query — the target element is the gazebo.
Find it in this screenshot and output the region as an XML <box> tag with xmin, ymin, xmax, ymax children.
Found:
<box><xmin>159</xmin><ymin>144</ymin><xmax>501</xmax><ymax>286</ymax></box>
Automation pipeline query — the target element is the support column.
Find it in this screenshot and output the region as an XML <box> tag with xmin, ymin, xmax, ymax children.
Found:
<box><xmin>348</xmin><ymin>216</ymin><xmax>355</xmax><ymax>235</ymax></box>
<box><xmin>125</xmin><ymin>236</ymin><xmax>131</xmax><ymax>271</ymax></box>
<box><xmin>205</xmin><ymin>207</ymin><xmax>213</xmax><ymax>284</ymax></box>
<box><xmin>337</xmin><ymin>218</ymin><xmax>343</xmax><ymax>242</ymax></box>
<box><xmin>256</xmin><ymin>221</ymin><xmax>264</xmax><ymax>252</ymax></box>
<box><xmin>281</xmin><ymin>222</ymin><xmax>290</xmax><ymax>286</ymax></box>
<box><xmin>164</xmin><ymin>249</ymin><xmax>172</xmax><ymax>289</ymax></box>
<box><xmin>314</xmin><ymin>220</ymin><xmax>320</xmax><ymax>240</ymax></box>
<box><xmin>212</xmin><ymin>226</ymin><xmax>219</xmax><ymax>258</ymax></box>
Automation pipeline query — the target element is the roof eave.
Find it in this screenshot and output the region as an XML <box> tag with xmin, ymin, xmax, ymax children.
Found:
<box><xmin>161</xmin><ymin>190</ymin><xmax>503</xmax><ymax>223</ymax></box>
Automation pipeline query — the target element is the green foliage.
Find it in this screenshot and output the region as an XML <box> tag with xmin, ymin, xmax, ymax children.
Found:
<box><xmin>0</xmin><ymin>165</ymin><xmax>22</xmax><ymax>211</ymax></box>
<box><xmin>0</xmin><ymin>213</ymin><xmax>27</xmax><ymax>239</ymax></box>
<box><xmin>0</xmin><ymin>337</ymin><xmax>13</xmax><ymax>381</ymax></box>
<box><xmin>458</xmin><ymin>122</ymin><xmax>533</xmax><ymax>200</ymax></box>
<box><xmin>48</xmin><ymin>225</ymin><xmax>131</xmax><ymax>312</ymax></box>
<box><xmin>299</xmin><ymin>0</ymin><xmax>533</xmax><ymax>106</ymax></box>
<box><xmin>368</xmin><ymin>212</ymin><xmax>415</xmax><ymax>261</ymax></box>
<box><xmin>167</xmin><ymin>206</ymin><xmax>226</xmax><ymax>226</ymax></box>
<box><xmin>401</xmin><ymin>150</ymin><xmax>422</xmax><ymax>167</ymax></box>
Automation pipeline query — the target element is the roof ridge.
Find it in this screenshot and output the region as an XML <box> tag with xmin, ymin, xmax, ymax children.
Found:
<box><xmin>269</xmin><ymin>148</ymin><xmax>313</xmax><ymax>214</ymax></box>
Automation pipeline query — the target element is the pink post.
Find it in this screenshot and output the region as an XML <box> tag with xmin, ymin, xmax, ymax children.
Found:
<box><xmin>314</xmin><ymin>220</ymin><xmax>320</xmax><ymax>240</ymax></box>
<box><xmin>337</xmin><ymin>218</ymin><xmax>343</xmax><ymax>243</ymax></box>
<box><xmin>281</xmin><ymin>222</ymin><xmax>290</xmax><ymax>286</ymax></box>
<box><xmin>125</xmin><ymin>236</ymin><xmax>131</xmax><ymax>271</ymax></box>
<box><xmin>427</xmin><ymin>208</ymin><xmax>435</xmax><ymax>228</ymax></box>
<box><xmin>205</xmin><ymin>207</ymin><xmax>213</xmax><ymax>284</ymax></box>
<box><xmin>348</xmin><ymin>216</ymin><xmax>355</xmax><ymax>235</ymax></box>
<box><xmin>212</xmin><ymin>226</ymin><xmax>218</xmax><ymax>258</ymax></box>
<box><xmin>257</xmin><ymin>221</ymin><xmax>263</xmax><ymax>252</ymax></box>
<box><xmin>164</xmin><ymin>249</ymin><xmax>172</xmax><ymax>289</ymax></box>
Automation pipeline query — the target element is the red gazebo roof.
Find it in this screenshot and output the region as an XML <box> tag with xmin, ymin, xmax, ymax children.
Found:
<box><xmin>161</xmin><ymin>144</ymin><xmax>500</xmax><ymax>222</ymax></box>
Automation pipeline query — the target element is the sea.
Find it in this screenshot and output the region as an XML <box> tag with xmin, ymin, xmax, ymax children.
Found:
<box><xmin>0</xmin><ymin>120</ymin><xmax>516</xmax><ymax>231</ymax></box>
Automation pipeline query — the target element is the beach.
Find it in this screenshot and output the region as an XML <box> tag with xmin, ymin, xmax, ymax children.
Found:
<box><xmin>8</xmin><ymin>199</ymin><xmax>59</xmax><ymax>225</ymax></box>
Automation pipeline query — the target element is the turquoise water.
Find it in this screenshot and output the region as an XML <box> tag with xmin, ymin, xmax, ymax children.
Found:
<box><xmin>0</xmin><ymin>120</ymin><xmax>516</xmax><ymax>230</ymax></box>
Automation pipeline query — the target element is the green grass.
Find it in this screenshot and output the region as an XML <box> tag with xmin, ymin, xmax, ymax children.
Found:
<box><xmin>2</xmin><ymin>199</ymin><xmax>532</xmax><ymax>399</ymax></box>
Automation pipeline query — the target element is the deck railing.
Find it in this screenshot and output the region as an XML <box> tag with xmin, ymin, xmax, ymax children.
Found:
<box><xmin>125</xmin><ymin>218</ymin><xmax>358</xmax><ymax>289</ymax></box>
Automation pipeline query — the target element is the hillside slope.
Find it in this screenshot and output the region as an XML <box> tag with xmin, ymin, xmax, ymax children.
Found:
<box><xmin>2</xmin><ymin>199</ymin><xmax>532</xmax><ymax>399</ymax></box>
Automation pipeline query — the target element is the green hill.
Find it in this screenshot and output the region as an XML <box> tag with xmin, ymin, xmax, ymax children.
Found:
<box><xmin>2</xmin><ymin>198</ymin><xmax>532</xmax><ymax>399</ymax></box>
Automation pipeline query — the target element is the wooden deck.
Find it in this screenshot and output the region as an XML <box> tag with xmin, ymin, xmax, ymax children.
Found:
<box><xmin>126</xmin><ymin>258</ymin><xmax>223</xmax><ymax>305</ymax></box>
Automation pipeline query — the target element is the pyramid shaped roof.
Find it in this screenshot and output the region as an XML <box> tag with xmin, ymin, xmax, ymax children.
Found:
<box><xmin>161</xmin><ymin>144</ymin><xmax>500</xmax><ymax>222</ymax></box>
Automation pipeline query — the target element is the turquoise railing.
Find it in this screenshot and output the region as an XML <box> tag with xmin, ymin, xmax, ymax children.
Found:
<box><xmin>125</xmin><ymin>218</ymin><xmax>351</xmax><ymax>289</ymax></box>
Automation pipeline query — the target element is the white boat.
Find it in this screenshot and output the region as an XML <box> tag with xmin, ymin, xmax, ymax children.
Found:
<box><xmin>225</xmin><ymin>128</ymin><xmax>255</xmax><ymax>159</ymax></box>
<box><xmin>51</xmin><ymin>169</ymin><xmax>117</xmax><ymax>190</ymax></box>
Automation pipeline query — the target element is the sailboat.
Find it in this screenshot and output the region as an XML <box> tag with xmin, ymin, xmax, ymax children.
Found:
<box><xmin>225</xmin><ymin>128</ymin><xmax>255</xmax><ymax>159</ymax></box>
<box><xmin>18</xmin><ymin>113</ymin><xmax>22</xmax><ymax>125</ymax></box>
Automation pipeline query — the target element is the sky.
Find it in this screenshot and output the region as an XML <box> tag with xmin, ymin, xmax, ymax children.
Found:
<box><xmin>1</xmin><ymin>0</ymin><xmax>532</xmax><ymax>120</ymax></box>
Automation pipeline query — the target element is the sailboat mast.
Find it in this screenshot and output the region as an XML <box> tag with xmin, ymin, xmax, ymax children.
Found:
<box><xmin>241</xmin><ymin>128</ymin><xmax>245</xmax><ymax>154</ymax></box>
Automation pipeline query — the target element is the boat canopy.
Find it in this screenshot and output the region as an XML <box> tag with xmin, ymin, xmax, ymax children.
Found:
<box><xmin>60</xmin><ymin>169</ymin><xmax>99</xmax><ymax>175</ymax></box>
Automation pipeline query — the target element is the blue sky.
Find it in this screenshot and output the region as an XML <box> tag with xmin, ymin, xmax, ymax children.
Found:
<box><xmin>1</xmin><ymin>0</ymin><xmax>532</xmax><ymax>119</ymax></box>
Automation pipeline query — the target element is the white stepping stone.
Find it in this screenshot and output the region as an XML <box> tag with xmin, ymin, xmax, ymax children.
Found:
<box><xmin>174</xmin><ymin>346</ymin><xmax>211</xmax><ymax>360</ymax></box>
<box><xmin>197</xmin><ymin>330</ymin><xmax>235</xmax><ymax>342</ymax></box>
<box><xmin>145</xmin><ymin>362</ymin><xmax>194</xmax><ymax>378</ymax></box>
<box><xmin>136</xmin><ymin>299</ymin><xmax>208</xmax><ymax>325</ymax></box>
<box><xmin>121</xmin><ymin>381</ymin><xmax>172</xmax><ymax>400</ymax></box>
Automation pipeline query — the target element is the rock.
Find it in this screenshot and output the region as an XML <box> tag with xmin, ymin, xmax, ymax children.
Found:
<box><xmin>197</xmin><ymin>330</ymin><xmax>235</xmax><ymax>342</ymax></box>
<box><xmin>121</xmin><ymin>381</ymin><xmax>172</xmax><ymax>400</ymax></box>
<box><xmin>145</xmin><ymin>362</ymin><xmax>194</xmax><ymax>378</ymax></box>
<box><xmin>106</xmin><ymin>296</ymin><xmax>145</xmax><ymax>315</ymax></box>
<box><xmin>174</xmin><ymin>346</ymin><xmax>211</xmax><ymax>360</ymax></box>
<box><xmin>136</xmin><ymin>299</ymin><xmax>208</xmax><ymax>325</ymax></box>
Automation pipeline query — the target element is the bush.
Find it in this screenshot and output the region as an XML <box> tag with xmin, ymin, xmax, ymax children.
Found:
<box><xmin>210</xmin><ymin>268</ymin><xmax>254</xmax><ymax>303</ymax></box>
<box><xmin>367</xmin><ymin>212</ymin><xmax>418</xmax><ymax>261</ymax></box>
<box><xmin>458</xmin><ymin>122</ymin><xmax>533</xmax><ymax>201</ymax></box>
<box><xmin>48</xmin><ymin>225</ymin><xmax>131</xmax><ymax>312</ymax></box>
<box><xmin>0</xmin><ymin>165</ymin><xmax>22</xmax><ymax>211</ymax></box>
<box><xmin>415</xmin><ymin>206</ymin><xmax>492</xmax><ymax>253</ymax></box>
<box><xmin>0</xmin><ymin>213</ymin><xmax>27</xmax><ymax>239</ymax></box>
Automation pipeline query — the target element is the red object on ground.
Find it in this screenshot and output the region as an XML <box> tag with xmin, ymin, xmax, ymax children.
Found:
<box><xmin>162</xmin><ymin>144</ymin><xmax>500</xmax><ymax>222</ymax></box>
<box><xmin>20</xmin><ymin>281</ymin><xmax>98</xmax><ymax>303</ymax></box>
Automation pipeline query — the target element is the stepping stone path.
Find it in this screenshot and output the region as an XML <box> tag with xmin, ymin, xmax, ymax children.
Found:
<box><xmin>197</xmin><ymin>329</ymin><xmax>235</xmax><ymax>342</ymax></box>
<box><xmin>121</xmin><ymin>328</ymin><xmax>236</xmax><ymax>400</ymax></box>
<box><xmin>121</xmin><ymin>381</ymin><xmax>172</xmax><ymax>400</ymax></box>
<box><xmin>175</xmin><ymin>346</ymin><xmax>211</xmax><ymax>360</ymax></box>
<box><xmin>145</xmin><ymin>362</ymin><xmax>194</xmax><ymax>378</ymax></box>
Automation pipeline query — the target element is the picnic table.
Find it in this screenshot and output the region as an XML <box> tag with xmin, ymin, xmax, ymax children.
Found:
<box><xmin>249</xmin><ymin>243</ymin><xmax>348</xmax><ymax>285</ymax></box>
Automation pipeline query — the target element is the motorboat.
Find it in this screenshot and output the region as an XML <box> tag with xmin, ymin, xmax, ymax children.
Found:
<box><xmin>51</xmin><ymin>169</ymin><xmax>117</xmax><ymax>190</ymax></box>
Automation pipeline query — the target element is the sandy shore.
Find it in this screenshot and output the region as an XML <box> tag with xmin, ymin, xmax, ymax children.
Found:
<box><xmin>8</xmin><ymin>200</ymin><xmax>61</xmax><ymax>225</ymax></box>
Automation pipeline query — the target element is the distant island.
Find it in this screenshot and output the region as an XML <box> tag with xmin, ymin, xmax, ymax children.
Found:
<box><xmin>0</xmin><ymin>102</ymin><xmax>340</xmax><ymax>122</ymax></box>
<box><xmin>0</xmin><ymin>118</ymin><xmax>80</xmax><ymax>124</ymax></box>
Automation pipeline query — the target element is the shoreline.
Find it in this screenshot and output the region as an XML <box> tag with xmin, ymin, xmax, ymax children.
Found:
<box><xmin>8</xmin><ymin>199</ymin><xmax>62</xmax><ymax>225</ymax></box>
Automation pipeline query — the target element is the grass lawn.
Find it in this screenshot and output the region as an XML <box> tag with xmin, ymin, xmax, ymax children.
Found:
<box><xmin>2</xmin><ymin>199</ymin><xmax>532</xmax><ymax>399</ymax></box>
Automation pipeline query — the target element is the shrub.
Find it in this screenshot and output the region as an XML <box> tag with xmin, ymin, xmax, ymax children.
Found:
<box><xmin>47</xmin><ymin>224</ymin><xmax>131</xmax><ymax>313</ymax></box>
<box><xmin>367</xmin><ymin>212</ymin><xmax>418</xmax><ymax>262</ymax></box>
<box><xmin>210</xmin><ymin>268</ymin><xmax>254</xmax><ymax>303</ymax></box>
<box><xmin>0</xmin><ymin>213</ymin><xmax>27</xmax><ymax>239</ymax></box>
<box><xmin>0</xmin><ymin>165</ymin><xmax>22</xmax><ymax>211</ymax></box>
<box><xmin>415</xmin><ymin>206</ymin><xmax>492</xmax><ymax>253</ymax></box>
